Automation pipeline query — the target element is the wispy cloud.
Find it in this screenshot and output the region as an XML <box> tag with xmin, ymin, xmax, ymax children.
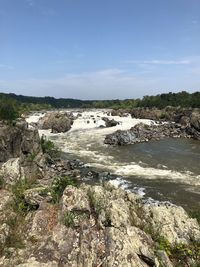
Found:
<box><xmin>25</xmin><ymin>0</ymin><xmax>34</xmax><ymax>7</ymax></box>
<box><xmin>0</xmin><ymin>64</ymin><xmax>14</xmax><ymax>70</ymax></box>
<box><xmin>192</xmin><ymin>19</ymin><xmax>198</xmax><ymax>24</ymax></box>
<box><xmin>126</xmin><ymin>59</ymin><xmax>191</xmax><ymax>65</ymax></box>
<box><xmin>0</xmin><ymin>69</ymin><xmax>161</xmax><ymax>99</ymax></box>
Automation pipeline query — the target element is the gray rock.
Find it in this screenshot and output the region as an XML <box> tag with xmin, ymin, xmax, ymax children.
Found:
<box><xmin>104</xmin><ymin>122</ymin><xmax>191</xmax><ymax>145</ymax></box>
<box><xmin>102</xmin><ymin>117</ymin><xmax>119</xmax><ymax>127</ymax></box>
<box><xmin>39</xmin><ymin>112</ymin><xmax>73</xmax><ymax>133</ymax></box>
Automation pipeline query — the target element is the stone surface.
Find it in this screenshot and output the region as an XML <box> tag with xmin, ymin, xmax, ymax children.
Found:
<box><xmin>102</xmin><ymin>117</ymin><xmax>119</xmax><ymax>127</ymax></box>
<box><xmin>39</xmin><ymin>112</ymin><xmax>73</xmax><ymax>133</ymax></box>
<box><xmin>104</xmin><ymin>122</ymin><xmax>190</xmax><ymax>145</ymax></box>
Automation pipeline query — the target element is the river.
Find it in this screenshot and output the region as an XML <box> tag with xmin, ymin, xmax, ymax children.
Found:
<box><xmin>29</xmin><ymin>109</ymin><xmax>200</xmax><ymax>210</ymax></box>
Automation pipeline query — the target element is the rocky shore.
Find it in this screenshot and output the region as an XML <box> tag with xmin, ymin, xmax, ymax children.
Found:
<box><xmin>0</xmin><ymin>117</ymin><xmax>200</xmax><ymax>266</ymax></box>
<box><xmin>105</xmin><ymin>107</ymin><xmax>200</xmax><ymax>145</ymax></box>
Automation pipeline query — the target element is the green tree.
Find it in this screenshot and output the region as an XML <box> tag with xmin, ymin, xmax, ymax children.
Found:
<box><xmin>0</xmin><ymin>98</ymin><xmax>19</xmax><ymax>122</ymax></box>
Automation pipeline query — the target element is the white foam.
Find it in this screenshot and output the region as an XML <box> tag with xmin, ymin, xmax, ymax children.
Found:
<box><xmin>26</xmin><ymin>109</ymin><xmax>200</xmax><ymax>188</ymax></box>
<box><xmin>26</xmin><ymin>113</ymin><xmax>45</xmax><ymax>124</ymax></box>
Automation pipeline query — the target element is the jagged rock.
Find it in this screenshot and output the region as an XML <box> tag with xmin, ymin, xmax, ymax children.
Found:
<box><xmin>17</xmin><ymin>259</ymin><xmax>58</xmax><ymax>267</ymax></box>
<box><xmin>190</xmin><ymin>112</ymin><xmax>200</xmax><ymax>133</ymax></box>
<box><xmin>111</xmin><ymin>109</ymin><xmax>130</xmax><ymax>117</ymax></box>
<box><xmin>0</xmin><ymin>190</ymin><xmax>12</xmax><ymax>214</ymax></box>
<box><xmin>104</xmin><ymin>122</ymin><xmax>190</xmax><ymax>145</ymax></box>
<box><xmin>61</xmin><ymin>185</ymin><xmax>91</xmax><ymax>214</ymax></box>
<box><xmin>0</xmin><ymin>182</ymin><xmax>199</xmax><ymax>266</ymax></box>
<box><xmin>102</xmin><ymin>117</ymin><xmax>119</xmax><ymax>127</ymax></box>
<box><xmin>21</xmin><ymin>128</ymin><xmax>41</xmax><ymax>156</ymax></box>
<box><xmin>0</xmin><ymin>158</ymin><xmax>21</xmax><ymax>184</ymax></box>
<box><xmin>156</xmin><ymin>250</ymin><xmax>174</xmax><ymax>267</ymax></box>
<box><xmin>104</xmin><ymin>226</ymin><xmax>155</xmax><ymax>267</ymax></box>
<box><xmin>39</xmin><ymin>112</ymin><xmax>73</xmax><ymax>133</ymax></box>
<box><xmin>24</xmin><ymin>187</ymin><xmax>51</xmax><ymax>206</ymax></box>
<box><xmin>142</xmin><ymin>203</ymin><xmax>200</xmax><ymax>244</ymax></box>
<box><xmin>29</xmin><ymin>203</ymin><xmax>58</xmax><ymax>239</ymax></box>
<box><xmin>0</xmin><ymin>121</ymin><xmax>42</xmax><ymax>163</ymax></box>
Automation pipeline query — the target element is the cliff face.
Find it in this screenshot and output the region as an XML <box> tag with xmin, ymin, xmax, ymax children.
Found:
<box><xmin>0</xmin><ymin>120</ymin><xmax>42</xmax><ymax>163</ymax></box>
<box><xmin>0</xmin><ymin>120</ymin><xmax>200</xmax><ymax>267</ymax></box>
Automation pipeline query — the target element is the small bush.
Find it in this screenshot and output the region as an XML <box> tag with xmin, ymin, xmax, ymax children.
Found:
<box><xmin>51</xmin><ymin>176</ymin><xmax>77</xmax><ymax>203</ymax></box>
<box><xmin>87</xmin><ymin>189</ymin><xmax>105</xmax><ymax>215</ymax></box>
<box><xmin>63</xmin><ymin>211</ymin><xmax>76</xmax><ymax>228</ymax></box>
<box><xmin>41</xmin><ymin>135</ymin><xmax>60</xmax><ymax>158</ymax></box>
<box><xmin>155</xmin><ymin>235</ymin><xmax>200</xmax><ymax>265</ymax></box>
<box><xmin>170</xmin><ymin>239</ymin><xmax>200</xmax><ymax>265</ymax></box>
<box><xmin>11</xmin><ymin>179</ymin><xmax>38</xmax><ymax>215</ymax></box>
<box><xmin>62</xmin><ymin>210</ymin><xmax>89</xmax><ymax>228</ymax></box>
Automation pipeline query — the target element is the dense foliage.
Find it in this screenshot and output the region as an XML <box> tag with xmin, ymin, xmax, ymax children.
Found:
<box><xmin>0</xmin><ymin>98</ymin><xmax>19</xmax><ymax>122</ymax></box>
<box><xmin>0</xmin><ymin>95</ymin><xmax>52</xmax><ymax>121</ymax></box>
<box><xmin>0</xmin><ymin>91</ymin><xmax>200</xmax><ymax>112</ymax></box>
<box><xmin>90</xmin><ymin>91</ymin><xmax>200</xmax><ymax>109</ymax></box>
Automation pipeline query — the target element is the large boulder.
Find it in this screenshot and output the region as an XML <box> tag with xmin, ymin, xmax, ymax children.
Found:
<box><xmin>39</xmin><ymin>112</ymin><xmax>73</xmax><ymax>133</ymax></box>
<box><xmin>102</xmin><ymin>117</ymin><xmax>119</xmax><ymax>127</ymax></box>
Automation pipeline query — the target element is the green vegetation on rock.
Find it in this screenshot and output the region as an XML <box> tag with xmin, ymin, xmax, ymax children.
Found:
<box><xmin>41</xmin><ymin>135</ymin><xmax>60</xmax><ymax>158</ymax></box>
<box><xmin>51</xmin><ymin>176</ymin><xmax>77</xmax><ymax>203</ymax></box>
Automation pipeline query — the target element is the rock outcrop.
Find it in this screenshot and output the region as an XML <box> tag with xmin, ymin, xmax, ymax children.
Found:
<box><xmin>39</xmin><ymin>112</ymin><xmax>74</xmax><ymax>133</ymax></box>
<box><xmin>0</xmin><ymin>120</ymin><xmax>42</xmax><ymax>163</ymax></box>
<box><xmin>0</xmin><ymin>181</ymin><xmax>199</xmax><ymax>267</ymax></box>
<box><xmin>0</xmin><ymin>116</ymin><xmax>200</xmax><ymax>266</ymax></box>
<box><xmin>104</xmin><ymin>122</ymin><xmax>190</xmax><ymax>145</ymax></box>
<box><xmin>102</xmin><ymin>117</ymin><xmax>119</xmax><ymax>127</ymax></box>
<box><xmin>124</xmin><ymin>107</ymin><xmax>200</xmax><ymax>141</ymax></box>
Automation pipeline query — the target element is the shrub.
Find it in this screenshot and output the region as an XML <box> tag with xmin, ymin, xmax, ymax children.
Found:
<box><xmin>11</xmin><ymin>178</ymin><xmax>38</xmax><ymax>215</ymax></box>
<box><xmin>51</xmin><ymin>176</ymin><xmax>77</xmax><ymax>203</ymax></box>
<box><xmin>0</xmin><ymin>98</ymin><xmax>19</xmax><ymax>122</ymax></box>
<box><xmin>62</xmin><ymin>211</ymin><xmax>76</xmax><ymax>228</ymax></box>
<box><xmin>41</xmin><ymin>135</ymin><xmax>60</xmax><ymax>158</ymax></box>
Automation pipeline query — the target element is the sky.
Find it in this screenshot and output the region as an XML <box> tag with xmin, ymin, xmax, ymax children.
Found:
<box><xmin>0</xmin><ymin>0</ymin><xmax>200</xmax><ymax>100</ymax></box>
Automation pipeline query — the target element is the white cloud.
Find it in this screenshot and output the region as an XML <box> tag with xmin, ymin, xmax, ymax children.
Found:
<box><xmin>0</xmin><ymin>69</ymin><xmax>160</xmax><ymax>99</ymax></box>
<box><xmin>0</xmin><ymin>67</ymin><xmax>199</xmax><ymax>100</ymax></box>
<box><xmin>126</xmin><ymin>59</ymin><xmax>191</xmax><ymax>65</ymax></box>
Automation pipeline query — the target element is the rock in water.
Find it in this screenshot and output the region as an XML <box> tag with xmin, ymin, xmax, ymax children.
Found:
<box><xmin>104</xmin><ymin>122</ymin><xmax>190</xmax><ymax>145</ymax></box>
<box><xmin>102</xmin><ymin>117</ymin><xmax>119</xmax><ymax>127</ymax></box>
<box><xmin>39</xmin><ymin>112</ymin><xmax>73</xmax><ymax>133</ymax></box>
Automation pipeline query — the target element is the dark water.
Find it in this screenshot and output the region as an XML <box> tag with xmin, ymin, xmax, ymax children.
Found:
<box><xmin>94</xmin><ymin>138</ymin><xmax>200</xmax><ymax>211</ymax></box>
<box><xmin>54</xmin><ymin>131</ymin><xmax>200</xmax><ymax>211</ymax></box>
<box><xmin>108</xmin><ymin>138</ymin><xmax>200</xmax><ymax>175</ymax></box>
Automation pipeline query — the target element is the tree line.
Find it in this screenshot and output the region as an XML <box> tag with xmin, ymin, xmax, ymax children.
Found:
<box><xmin>0</xmin><ymin>91</ymin><xmax>199</xmax><ymax>122</ymax></box>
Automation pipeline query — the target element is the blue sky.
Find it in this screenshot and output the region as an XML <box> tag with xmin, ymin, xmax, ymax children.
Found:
<box><xmin>0</xmin><ymin>0</ymin><xmax>200</xmax><ymax>99</ymax></box>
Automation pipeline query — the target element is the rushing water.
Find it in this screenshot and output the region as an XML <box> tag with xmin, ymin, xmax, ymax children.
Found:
<box><xmin>30</xmin><ymin>109</ymin><xmax>200</xmax><ymax>210</ymax></box>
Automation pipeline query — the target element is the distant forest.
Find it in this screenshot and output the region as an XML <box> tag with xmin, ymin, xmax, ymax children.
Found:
<box><xmin>0</xmin><ymin>91</ymin><xmax>200</xmax><ymax>111</ymax></box>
